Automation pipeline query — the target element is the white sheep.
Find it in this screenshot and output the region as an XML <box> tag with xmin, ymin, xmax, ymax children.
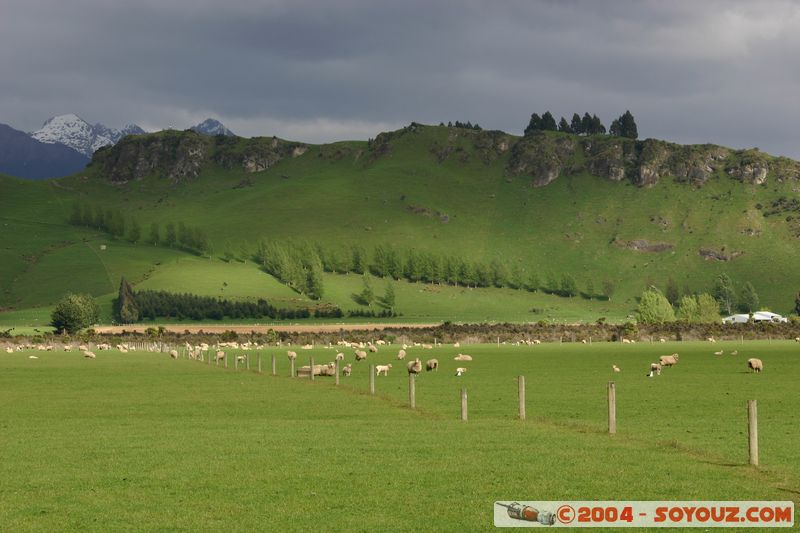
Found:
<box><xmin>407</xmin><ymin>358</ymin><xmax>422</xmax><ymax>374</ymax></box>
<box><xmin>354</xmin><ymin>350</ymin><xmax>367</xmax><ymax>361</ymax></box>
<box><xmin>83</xmin><ymin>351</ymin><xmax>96</xmax><ymax>359</ymax></box>
<box><xmin>612</xmin><ymin>365</ymin><xmax>620</xmax><ymax>373</ymax></box>
<box><xmin>287</xmin><ymin>350</ymin><xmax>297</xmax><ymax>360</ymax></box>
<box><xmin>622</xmin><ymin>339</ymin><xmax>631</xmax><ymax>344</ymax></box>
<box><xmin>216</xmin><ymin>350</ymin><xmax>226</xmax><ymax>361</ymax></box>
<box><xmin>79</xmin><ymin>345</ymin><xmax>88</xmax><ymax>351</ymax></box>
<box><xmin>236</xmin><ymin>355</ymin><xmax>246</xmax><ymax>363</ymax></box>
<box><xmin>453</xmin><ymin>342</ymin><xmax>460</xmax><ymax>348</ymax></box>
<box><xmin>169</xmin><ymin>350</ymin><xmax>179</xmax><ymax>359</ymax></box>
<box><xmin>659</xmin><ymin>337</ymin><xmax>666</xmax><ymax>343</ymax></box>
<box><xmin>659</xmin><ymin>353</ymin><xmax>679</xmax><ymax>367</ymax></box>
<box><xmin>28</xmin><ymin>355</ymin><xmax>39</xmax><ymax>359</ymax></box>
<box><xmin>581</xmin><ymin>339</ymin><xmax>588</xmax><ymax>344</ymax></box>
<box><xmin>396</xmin><ymin>349</ymin><xmax>406</xmax><ymax>360</ymax></box>
<box><xmin>731</xmin><ymin>350</ymin><xmax>738</xmax><ymax>356</ymax></box>
<box><xmin>707</xmin><ymin>337</ymin><xmax>716</xmax><ymax>343</ymax></box>
<box><xmin>335</xmin><ymin>352</ymin><xmax>344</xmax><ymax>361</ymax></box>
<box><xmin>747</xmin><ymin>358</ymin><xmax>763</xmax><ymax>373</ymax></box>
<box><xmin>713</xmin><ymin>350</ymin><xmax>723</xmax><ymax>356</ymax></box>
<box><xmin>532</xmin><ymin>339</ymin><xmax>541</xmax><ymax>345</ymax></box>
<box><xmin>375</xmin><ymin>364</ymin><xmax>392</xmax><ymax>376</ymax></box>
<box><xmin>342</xmin><ymin>363</ymin><xmax>352</xmax><ymax>376</ymax></box>
<box><xmin>376</xmin><ymin>339</ymin><xmax>386</xmax><ymax>345</ymax></box>
<box><xmin>647</xmin><ymin>362</ymin><xmax>662</xmax><ymax>377</ymax></box>
<box><xmin>4</xmin><ymin>347</ymin><xmax>13</xmax><ymax>354</ymax></box>
<box><xmin>368</xmin><ymin>344</ymin><xmax>378</xmax><ymax>353</ymax></box>
<box><xmin>453</xmin><ymin>353</ymin><xmax>472</xmax><ymax>361</ymax></box>
<box><xmin>421</xmin><ymin>344</ymin><xmax>433</xmax><ymax>349</ymax></box>
<box><xmin>426</xmin><ymin>359</ymin><xmax>438</xmax><ymax>371</ymax></box>
<box><xmin>455</xmin><ymin>367</ymin><xmax>467</xmax><ymax>377</ymax></box>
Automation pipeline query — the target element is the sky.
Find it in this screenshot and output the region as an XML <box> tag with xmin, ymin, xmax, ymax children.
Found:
<box><xmin>2</xmin><ymin>0</ymin><xmax>799</xmax><ymax>157</ymax></box>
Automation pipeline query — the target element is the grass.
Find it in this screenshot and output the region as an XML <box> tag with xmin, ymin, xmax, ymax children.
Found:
<box><xmin>1</xmin><ymin>340</ymin><xmax>797</xmax><ymax>531</ymax></box>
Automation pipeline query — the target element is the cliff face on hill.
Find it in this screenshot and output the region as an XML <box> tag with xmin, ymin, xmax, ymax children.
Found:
<box><xmin>86</xmin><ymin>123</ymin><xmax>800</xmax><ymax>188</ymax></box>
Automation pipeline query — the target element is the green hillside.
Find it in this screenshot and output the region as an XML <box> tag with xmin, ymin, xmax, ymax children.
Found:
<box><xmin>2</xmin><ymin>123</ymin><xmax>800</xmax><ymax>327</ymax></box>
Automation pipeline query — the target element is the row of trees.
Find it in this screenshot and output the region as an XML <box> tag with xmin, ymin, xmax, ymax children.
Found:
<box><xmin>256</xmin><ymin>241</ymin><xmax>324</xmax><ymax>300</ymax></box>
<box><xmin>524</xmin><ymin>110</ymin><xmax>638</xmax><ymax>139</ymax></box>
<box><xmin>68</xmin><ymin>203</ymin><xmax>211</xmax><ymax>255</ymax></box>
<box><xmin>438</xmin><ymin>121</ymin><xmax>482</xmax><ymax>130</ymax></box>
<box><xmin>113</xmin><ymin>278</ymin><xmax>318</xmax><ymax>322</ymax></box>
<box><xmin>662</xmin><ymin>275</ymin><xmax>760</xmax><ymax>316</ymax></box>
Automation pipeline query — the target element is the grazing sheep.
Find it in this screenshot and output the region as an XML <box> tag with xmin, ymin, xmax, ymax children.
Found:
<box><xmin>236</xmin><ymin>355</ymin><xmax>246</xmax><ymax>363</ymax></box>
<box><xmin>647</xmin><ymin>362</ymin><xmax>662</xmax><ymax>377</ymax></box>
<box><xmin>79</xmin><ymin>345</ymin><xmax>88</xmax><ymax>352</ymax></box>
<box><xmin>747</xmin><ymin>358</ymin><xmax>763</xmax><ymax>373</ymax></box>
<box><xmin>714</xmin><ymin>350</ymin><xmax>723</xmax><ymax>356</ymax></box>
<box><xmin>707</xmin><ymin>337</ymin><xmax>716</xmax><ymax>343</ymax></box>
<box><xmin>287</xmin><ymin>350</ymin><xmax>297</xmax><ymax>360</ymax></box>
<box><xmin>426</xmin><ymin>358</ymin><xmax>439</xmax><ymax>371</ymax></box>
<box><xmin>28</xmin><ymin>355</ymin><xmax>39</xmax><ymax>359</ymax></box>
<box><xmin>407</xmin><ymin>358</ymin><xmax>422</xmax><ymax>374</ymax></box>
<box><xmin>83</xmin><ymin>351</ymin><xmax>96</xmax><ymax>359</ymax></box>
<box><xmin>216</xmin><ymin>350</ymin><xmax>226</xmax><ymax>361</ymax></box>
<box><xmin>731</xmin><ymin>350</ymin><xmax>738</xmax><ymax>356</ymax></box>
<box><xmin>4</xmin><ymin>347</ymin><xmax>12</xmax><ymax>354</ymax></box>
<box><xmin>622</xmin><ymin>339</ymin><xmax>631</xmax><ymax>344</ymax></box>
<box><xmin>342</xmin><ymin>363</ymin><xmax>352</xmax><ymax>376</ymax></box>
<box><xmin>354</xmin><ymin>350</ymin><xmax>367</xmax><ymax>361</ymax></box>
<box><xmin>368</xmin><ymin>344</ymin><xmax>378</xmax><ymax>353</ymax></box>
<box><xmin>397</xmin><ymin>349</ymin><xmax>406</xmax><ymax>360</ymax></box>
<box><xmin>455</xmin><ymin>367</ymin><xmax>467</xmax><ymax>377</ymax></box>
<box><xmin>453</xmin><ymin>353</ymin><xmax>473</xmax><ymax>362</ymax></box>
<box><xmin>659</xmin><ymin>337</ymin><xmax>666</xmax><ymax>343</ymax></box>
<box><xmin>795</xmin><ymin>337</ymin><xmax>800</xmax><ymax>343</ymax></box>
<box><xmin>376</xmin><ymin>340</ymin><xmax>386</xmax><ymax>345</ymax></box>
<box><xmin>453</xmin><ymin>342</ymin><xmax>460</xmax><ymax>348</ymax></box>
<box><xmin>581</xmin><ymin>339</ymin><xmax>588</xmax><ymax>344</ymax></box>
<box><xmin>375</xmin><ymin>364</ymin><xmax>392</xmax><ymax>376</ymax></box>
<box><xmin>612</xmin><ymin>365</ymin><xmax>621</xmax><ymax>373</ymax></box>
<box><xmin>302</xmin><ymin>344</ymin><xmax>313</xmax><ymax>350</ymax></box>
<box><xmin>659</xmin><ymin>354</ymin><xmax>679</xmax><ymax>367</ymax></box>
<box><xmin>169</xmin><ymin>350</ymin><xmax>179</xmax><ymax>359</ymax></box>
<box><xmin>335</xmin><ymin>352</ymin><xmax>345</xmax><ymax>361</ymax></box>
<box><xmin>421</xmin><ymin>344</ymin><xmax>433</xmax><ymax>349</ymax></box>
<box><xmin>532</xmin><ymin>339</ymin><xmax>541</xmax><ymax>345</ymax></box>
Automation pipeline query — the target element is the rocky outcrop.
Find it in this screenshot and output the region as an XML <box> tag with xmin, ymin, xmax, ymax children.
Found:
<box><xmin>92</xmin><ymin>130</ymin><xmax>211</xmax><ymax>183</ymax></box>
<box><xmin>699</xmin><ymin>248</ymin><xmax>745</xmax><ymax>261</ymax></box>
<box><xmin>613</xmin><ymin>238</ymin><xmax>674</xmax><ymax>253</ymax></box>
<box><xmin>508</xmin><ymin>132</ymin><xmax>577</xmax><ymax>187</ymax></box>
<box><xmin>213</xmin><ymin>136</ymin><xmax>307</xmax><ymax>173</ymax></box>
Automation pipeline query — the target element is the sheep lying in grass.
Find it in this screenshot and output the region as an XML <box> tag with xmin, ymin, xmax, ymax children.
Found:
<box><xmin>612</xmin><ymin>365</ymin><xmax>621</xmax><ymax>373</ymax></box>
<box><xmin>4</xmin><ymin>347</ymin><xmax>13</xmax><ymax>354</ymax></box>
<box><xmin>421</xmin><ymin>344</ymin><xmax>433</xmax><ymax>349</ymax></box>
<box><xmin>83</xmin><ymin>351</ymin><xmax>96</xmax><ymax>359</ymax></box>
<box><xmin>79</xmin><ymin>345</ymin><xmax>88</xmax><ymax>352</ymax></box>
<box><xmin>28</xmin><ymin>355</ymin><xmax>39</xmax><ymax>359</ymax></box>
<box><xmin>396</xmin><ymin>349</ymin><xmax>406</xmax><ymax>360</ymax></box>
<box><xmin>455</xmin><ymin>367</ymin><xmax>467</xmax><ymax>377</ymax></box>
<box><xmin>714</xmin><ymin>350</ymin><xmax>723</xmax><ymax>356</ymax></box>
<box><xmin>169</xmin><ymin>350</ymin><xmax>179</xmax><ymax>359</ymax></box>
<box><xmin>342</xmin><ymin>363</ymin><xmax>352</xmax><ymax>376</ymax></box>
<box><xmin>747</xmin><ymin>358</ymin><xmax>763</xmax><ymax>373</ymax></box>
<box><xmin>354</xmin><ymin>350</ymin><xmax>367</xmax><ymax>361</ymax></box>
<box><xmin>375</xmin><ymin>364</ymin><xmax>392</xmax><ymax>376</ymax></box>
<box><xmin>287</xmin><ymin>350</ymin><xmax>297</xmax><ymax>361</ymax></box>
<box><xmin>731</xmin><ymin>350</ymin><xmax>738</xmax><ymax>356</ymax></box>
<box><xmin>407</xmin><ymin>358</ymin><xmax>422</xmax><ymax>374</ymax></box>
<box><xmin>426</xmin><ymin>359</ymin><xmax>438</xmax><ymax>371</ymax></box>
<box><xmin>453</xmin><ymin>353</ymin><xmax>472</xmax><ymax>362</ymax></box>
<box><xmin>453</xmin><ymin>342</ymin><xmax>460</xmax><ymax>348</ymax></box>
<box><xmin>647</xmin><ymin>362</ymin><xmax>662</xmax><ymax>377</ymax></box>
<box><xmin>659</xmin><ymin>354</ymin><xmax>679</xmax><ymax>367</ymax></box>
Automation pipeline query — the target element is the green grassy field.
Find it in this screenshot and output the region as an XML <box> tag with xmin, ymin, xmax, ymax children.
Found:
<box><xmin>1</xmin><ymin>340</ymin><xmax>797</xmax><ymax>531</ymax></box>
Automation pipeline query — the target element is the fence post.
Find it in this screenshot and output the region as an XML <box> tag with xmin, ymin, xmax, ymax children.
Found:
<box><xmin>461</xmin><ymin>388</ymin><xmax>468</xmax><ymax>421</ymax></box>
<box><xmin>246</xmin><ymin>355</ymin><xmax>250</xmax><ymax>371</ymax></box>
<box><xmin>272</xmin><ymin>354</ymin><xmax>276</xmax><ymax>376</ymax></box>
<box><xmin>258</xmin><ymin>354</ymin><xmax>262</xmax><ymax>373</ymax></box>
<box><xmin>335</xmin><ymin>359</ymin><xmax>340</xmax><ymax>386</ymax></box>
<box><xmin>748</xmin><ymin>400</ymin><xmax>759</xmax><ymax>466</ymax></box>
<box><xmin>518</xmin><ymin>376</ymin><xmax>526</xmax><ymax>420</ymax></box>
<box><xmin>224</xmin><ymin>354</ymin><xmax>228</xmax><ymax>369</ymax></box>
<box><xmin>608</xmin><ymin>381</ymin><xmax>617</xmax><ymax>435</ymax></box>
<box><xmin>235</xmin><ymin>355</ymin><xmax>239</xmax><ymax>370</ymax></box>
<box><xmin>369</xmin><ymin>365</ymin><xmax>375</xmax><ymax>395</ymax></box>
<box><xmin>409</xmin><ymin>374</ymin><xmax>416</xmax><ymax>409</ymax></box>
<box><xmin>290</xmin><ymin>358</ymin><xmax>295</xmax><ymax>378</ymax></box>
<box><xmin>310</xmin><ymin>357</ymin><xmax>315</xmax><ymax>381</ymax></box>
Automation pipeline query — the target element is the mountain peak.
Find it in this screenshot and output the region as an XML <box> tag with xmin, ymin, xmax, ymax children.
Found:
<box><xmin>190</xmin><ymin>118</ymin><xmax>235</xmax><ymax>137</ymax></box>
<box><xmin>31</xmin><ymin>114</ymin><xmax>145</xmax><ymax>157</ymax></box>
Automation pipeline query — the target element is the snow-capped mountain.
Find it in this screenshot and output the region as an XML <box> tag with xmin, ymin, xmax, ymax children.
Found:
<box><xmin>31</xmin><ymin>114</ymin><xmax>145</xmax><ymax>158</ymax></box>
<box><xmin>190</xmin><ymin>118</ymin><xmax>235</xmax><ymax>137</ymax></box>
<box><xmin>0</xmin><ymin>122</ymin><xmax>89</xmax><ymax>180</ymax></box>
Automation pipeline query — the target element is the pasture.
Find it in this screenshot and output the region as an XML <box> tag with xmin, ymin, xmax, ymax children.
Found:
<box><xmin>1</xmin><ymin>340</ymin><xmax>798</xmax><ymax>531</ymax></box>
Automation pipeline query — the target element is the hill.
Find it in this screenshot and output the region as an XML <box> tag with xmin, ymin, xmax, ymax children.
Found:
<box><xmin>2</xmin><ymin>123</ymin><xmax>800</xmax><ymax>327</ymax></box>
<box><xmin>0</xmin><ymin>123</ymin><xmax>89</xmax><ymax>179</ymax></box>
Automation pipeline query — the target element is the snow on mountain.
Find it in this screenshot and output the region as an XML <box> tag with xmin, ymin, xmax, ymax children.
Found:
<box><xmin>190</xmin><ymin>118</ymin><xmax>235</xmax><ymax>137</ymax></box>
<box><xmin>31</xmin><ymin>114</ymin><xmax>145</xmax><ymax>158</ymax></box>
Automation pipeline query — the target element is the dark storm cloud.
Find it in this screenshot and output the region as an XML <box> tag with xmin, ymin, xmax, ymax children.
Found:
<box><xmin>1</xmin><ymin>0</ymin><xmax>799</xmax><ymax>156</ymax></box>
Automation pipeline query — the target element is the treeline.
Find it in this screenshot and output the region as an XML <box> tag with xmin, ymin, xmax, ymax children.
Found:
<box><xmin>438</xmin><ymin>121</ymin><xmax>482</xmax><ymax>130</ymax></box>
<box><xmin>68</xmin><ymin>202</ymin><xmax>210</xmax><ymax>254</ymax></box>
<box><xmin>113</xmin><ymin>278</ymin><xmax>317</xmax><ymax>322</ymax></box>
<box><xmin>255</xmin><ymin>240</ymin><xmax>610</xmax><ymax>300</ymax></box>
<box><xmin>524</xmin><ymin>110</ymin><xmax>638</xmax><ymax>139</ymax></box>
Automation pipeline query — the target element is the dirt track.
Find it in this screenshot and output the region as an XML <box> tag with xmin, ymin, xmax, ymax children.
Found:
<box><xmin>94</xmin><ymin>323</ymin><xmax>441</xmax><ymax>334</ymax></box>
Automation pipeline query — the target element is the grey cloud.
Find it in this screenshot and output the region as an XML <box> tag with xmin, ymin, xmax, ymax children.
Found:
<box><xmin>0</xmin><ymin>0</ymin><xmax>799</xmax><ymax>156</ymax></box>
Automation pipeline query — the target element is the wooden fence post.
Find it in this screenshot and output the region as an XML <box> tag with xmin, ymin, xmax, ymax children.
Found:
<box><xmin>224</xmin><ymin>354</ymin><xmax>228</xmax><ymax>369</ymax></box>
<box><xmin>290</xmin><ymin>358</ymin><xmax>295</xmax><ymax>378</ymax></box>
<box><xmin>335</xmin><ymin>359</ymin><xmax>340</xmax><ymax>386</ymax></box>
<box><xmin>461</xmin><ymin>388</ymin><xmax>468</xmax><ymax>421</ymax></box>
<box><xmin>608</xmin><ymin>381</ymin><xmax>617</xmax><ymax>435</ymax></box>
<box><xmin>310</xmin><ymin>357</ymin><xmax>315</xmax><ymax>381</ymax></box>
<box><xmin>272</xmin><ymin>355</ymin><xmax>276</xmax><ymax>376</ymax></box>
<box><xmin>409</xmin><ymin>374</ymin><xmax>416</xmax><ymax>409</ymax></box>
<box><xmin>235</xmin><ymin>355</ymin><xmax>239</xmax><ymax>370</ymax></box>
<box><xmin>246</xmin><ymin>355</ymin><xmax>250</xmax><ymax>371</ymax></box>
<box><xmin>518</xmin><ymin>376</ymin><xmax>526</xmax><ymax>420</ymax></box>
<box><xmin>369</xmin><ymin>365</ymin><xmax>375</xmax><ymax>395</ymax></box>
<box><xmin>748</xmin><ymin>400</ymin><xmax>758</xmax><ymax>466</ymax></box>
<box><xmin>258</xmin><ymin>354</ymin><xmax>262</xmax><ymax>373</ymax></box>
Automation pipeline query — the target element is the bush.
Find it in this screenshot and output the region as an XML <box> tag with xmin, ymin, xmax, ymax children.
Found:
<box><xmin>50</xmin><ymin>293</ymin><xmax>99</xmax><ymax>334</ymax></box>
<box><xmin>636</xmin><ymin>288</ymin><xmax>675</xmax><ymax>324</ymax></box>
